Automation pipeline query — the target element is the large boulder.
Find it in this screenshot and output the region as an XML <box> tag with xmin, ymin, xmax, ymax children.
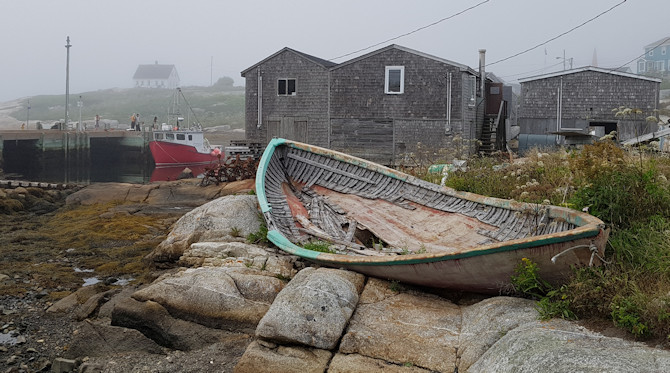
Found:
<box><xmin>458</xmin><ymin>296</ymin><xmax>539</xmax><ymax>370</ymax></box>
<box><xmin>111</xmin><ymin>296</ymin><xmax>250</xmax><ymax>351</ymax></box>
<box><xmin>65</xmin><ymin>179</ymin><xmax>254</xmax><ymax>208</ymax></box>
<box><xmin>47</xmin><ymin>283</ymin><xmax>113</xmax><ymax>315</ymax></box>
<box><xmin>65</xmin><ymin>183</ymin><xmax>157</xmax><ymax>206</ymax></box>
<box><xmin>179</xmin><ymin>241</ymin><xmax>299</xmax><ymax>279</ymax></box>
<box><xmin>145</xmin><ymin>194</ymin><xmax>261</xmax><ymax>264</ymax></box>
<box><xmin>63</xmin><ymin>320</ymin><xmax>164</xmax><ymax>358</ymax></box>
<box><xmin>234</xmin><ymin>340</ymin><xmax>332</xmax><ymax>373</ymax></box>
<box><xmin>328</xmin><ymin>353</ymin><xmax>433</xmax><ymax>372</ymax></box>
<box><xmin>468</xmin><ymin>319</ymin><xmax>670</xmax><ymax>372</ymax></box>
<box><xmin>338</xmin><ymin>278</ymin><xmax>461</xmax><ymax>372</ymax></box>
<box><xmin>128</xmin><ymin>267</ymin><xmax>285</xmax><ymax>330</ymax></box>
<box><xmin>255</xmin><ymin>267</ymin><xmax>365</xmax><ymax>350</ymax></box>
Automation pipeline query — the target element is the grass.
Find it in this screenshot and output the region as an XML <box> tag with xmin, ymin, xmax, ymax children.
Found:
<box><xmin>303</xmin><ymin>240</ymin><xmax>335</xmax><ymax>254</ymax></box>
<box><xmin>9</xmin><ymin>84</ymin><xmax>245</xmax><ymax>129</ymax></box>
<box><xmin>408</xmin><ymin>140</ymin><xmax>670</xmax><ymax>342</ymax></box>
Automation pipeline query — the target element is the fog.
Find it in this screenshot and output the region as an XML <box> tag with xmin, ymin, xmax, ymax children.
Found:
<box><xmin>0</xmin><ymin>0</ymin><xmax>667</xmax><ymax>102</ymax></box>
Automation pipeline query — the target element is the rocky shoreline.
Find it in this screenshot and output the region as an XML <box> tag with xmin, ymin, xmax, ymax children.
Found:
<box><xmin>1</xmin><ymin>180</ymin><xmax>669</xmax><ymax>372</ymax></box>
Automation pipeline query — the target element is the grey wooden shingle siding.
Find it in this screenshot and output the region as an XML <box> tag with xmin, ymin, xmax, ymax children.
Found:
<box><xmin>243</xmin><ymin>49</ymin><xmax>331</xmax><ymax>147</ymax></box>
<box><xmin>330</xmin><ymin>48</ymin><xmax>464</xmax><ymax>119</ymax></box>
<box><xmin>328</xmin><ymin>47</ymin><xmax>479</xmax><ymax>162</ymax></box>
<box><xmin>519</xmin><ymin>69</ymin><xmax>660</xmax><ymax>137</ymax></box>
<box><xmin>242</xmin><ymin>45</ymin><xmax>484</xmax><ymax>164</ymax></box>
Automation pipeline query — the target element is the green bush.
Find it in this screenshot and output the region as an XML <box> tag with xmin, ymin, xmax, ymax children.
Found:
<box><xmin>303</xmin><ymin>240</ymin><xmax>335</xmax><ymax>254</ymax></box>
<box><xmin>611</xmin><ymin>295</ymin><xmax>650</xmax><ymax>337</ymax></box>
<box><xmin>246</xmin><ymin>221</ymin><xmax>269</xmax><ymax>245</ymax></box>
<box><xmin>511</xmin><ymin>258</ymin><xmax>552</xmax><ymax>299</ymax></box>
<box><xmin>570</xmin><ymin>164</ymin><xmax>670</xmax><ymax>229</ymax></box>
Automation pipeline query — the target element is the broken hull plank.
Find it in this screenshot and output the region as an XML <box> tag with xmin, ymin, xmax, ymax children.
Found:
<box><xmin>256</xmin><ymin>138</ymin><xmax>609</xmax><ymax>293</ymax></box>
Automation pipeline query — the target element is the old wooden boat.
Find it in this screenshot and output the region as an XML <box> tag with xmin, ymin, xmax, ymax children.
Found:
<box><xmin>255</xmin><ymin>138</ymin><xmax>608</xmax><ymax>293</ymax></box>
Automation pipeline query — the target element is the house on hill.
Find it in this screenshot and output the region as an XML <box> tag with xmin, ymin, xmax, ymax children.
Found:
<box><xmin>241</xmin><ymin>45</ymin><xmax>508</xmax><ymax>165</ymax></box>
<box><xmin>637</xmin><ymin>37</ymin><xmax>670</xmax><ymax>76</ymax></box>
<box><xmin>518</xmin><ymin>66</ymin><xmax>661</xmax><ymax>148</ymax></box>
<box><xmin>133</xmin><ymin>62</ymin><xmax>180</xmax><ymax>89</ymax></box>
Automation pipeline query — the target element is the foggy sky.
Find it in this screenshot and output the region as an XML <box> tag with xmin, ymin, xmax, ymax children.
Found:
<box><xmin>1</xmin><ymin>0</ymin><xmax>667</xmax><ymax>102</ymax></box>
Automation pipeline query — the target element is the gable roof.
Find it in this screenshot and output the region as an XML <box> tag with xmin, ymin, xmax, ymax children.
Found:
<box><xmin>133</xmin><ymin>64</ymin><xmax>177</xmax><ymax>79</ymax></box>
<box><xmin>241</xmin><ymin>47</ymin><xmax>337</xmax><ymax>76</ymax></box>
<box><xmin>644</xmin><ymin>36</ymin><xmax>670</xmax><ymax>49</ymax></box>
<box><xmin>518</xmin><ymin>66</ymin><xmax>661</xmax><ymax>84</ymax></box>
<box><xmin>330</xmin><ymin>44</ymin><xmax>477</xmax><ymax>75</ymax></box>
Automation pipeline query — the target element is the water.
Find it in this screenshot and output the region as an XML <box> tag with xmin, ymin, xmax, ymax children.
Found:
<box><xmin>1</xmin><ymin>140</ymin><xmax>180</xmax><ymax>184</ymax></box>
<box><xmin>0</xmin><ymin>332</ymin><xmax>17</xmax><ymax>345</ymax></box>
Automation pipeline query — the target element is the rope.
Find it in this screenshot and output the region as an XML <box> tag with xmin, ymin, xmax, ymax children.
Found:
<box><xmin>551</xmin><ymin>242</ymin><xmax>608</xmax><ymax>266</ymax></box>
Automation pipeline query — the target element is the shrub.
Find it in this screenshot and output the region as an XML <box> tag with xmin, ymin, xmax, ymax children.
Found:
<box><xmin>511</xmin><ymin>258</ymin><xmax>552</xmax><ymax>299</ymax></box>
<box><xmin>246</xmin><ymin>220</ymin><xmax>269</xmax><ymax>245</ymax></box>
<box><xmin>611</xmin><ymin>295</ymin><xmax>650</xmax><ymax>337</ymax></box>
<box><xmin>537</xmin><ymin>286</ymin><xmax>577</xmax><ymax>320</ymax></box>
<box><xmin>303</xmin><ymin>240</ymin><xmax>335</xmax><ymax>254</ymax></box>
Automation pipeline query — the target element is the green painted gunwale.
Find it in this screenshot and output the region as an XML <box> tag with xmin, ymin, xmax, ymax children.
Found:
<box><xmin>256</xmin><ymin>138</ymin><xmax>605</xmax><ymax>266</ymax></box>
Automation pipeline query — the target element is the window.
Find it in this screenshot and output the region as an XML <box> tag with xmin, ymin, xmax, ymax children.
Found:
<box><xmin>166</xmin><ymin>133</ymin><xmax>175</xmax><ymax>140</ymax></box>
<box><xmin>176</xmin><ymin>134</ymin><xmax>186</xmax><ymax>140</ymax></box>
<box><xmin>649</xmin><ymin>49</ymin><xmax>654</xmax><ymax>57</ymax></box>
<box><xmin>188</xmin><ymin>135</ymin><xmax>193</xmax><ymax>140</ymax></box>
<box><xmin>468</xmin><ymin>75</ymin><xmax>476</xmax><ymax>106</ymax></box>
<box><xmin>278</xmin><ymin>79</ymin><xmax>296</xmax><ymax>95</ymax></box>
<box><xmin>154</xmin><ymin>133</ymin><xmax>164</xmax><ymax>140</ymax></box>
<box><xmin>638</xmin><ymin>61</ymin><xmax>646</xmax><ymax>72</ymax></box>
<box><xmin>385</xmin><ymin>66</ymin><xmax>404</xmax><ymax>94</ymax></box>
<box><xmin>662</xmin><ymin>46</ymin><xmax>667</xmax><ymax>56</ymax></box>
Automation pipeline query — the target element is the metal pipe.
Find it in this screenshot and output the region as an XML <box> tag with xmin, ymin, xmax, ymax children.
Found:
<box><xmin>446</xmin><ymin>72</ymin><xmax>452</xmax><ymax>132</ymax></box>
<box><xmin>257</xmin><ymin>69</ymin><xmax>263</xmax><ymax>128</ymax></box>
<box><xmin>65</xmin><ymin>36</ymin><xmax>71</xmax><ymax>131</ymax></box>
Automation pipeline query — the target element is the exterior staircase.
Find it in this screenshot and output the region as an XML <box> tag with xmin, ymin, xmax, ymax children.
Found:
<box><xmin>479</xmin><ymin>101</ymin><xmax>507</xmax><ymax>155</ymax></box>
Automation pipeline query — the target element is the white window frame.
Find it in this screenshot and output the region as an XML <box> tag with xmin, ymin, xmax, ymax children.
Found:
<box><xmin>649</xmin><ymin>49</ymin><xmax>654</xmax><ymax>57</ymax></box>
<box><xmin>277</xmin><ymin>78</ymin><xmax>296</xmax><ymax>96</ymax></box>
<box><xmin>638</xmin><ymin>61</ymin><xmax>646</xmax><ymax>72</ymax></box>
<box><xmin>384</xmin><ymin>66</ymin><xmax>405</xmax><ymax>94</ymax></box>
<box><xmin>468</xmin><ymin>75</ymin><xmax>476</xmax><ymax>106</ymax></box>
<box><xmin>657</xmin><ymin>60</ymin><xmax>665</xmax><ymax>71</ymax></box>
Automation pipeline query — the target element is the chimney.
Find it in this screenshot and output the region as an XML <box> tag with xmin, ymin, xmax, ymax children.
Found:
<box><xmin>478</xmin><ymin>49</ymin><xmax>486</xmax><ymax>98</ymax></box>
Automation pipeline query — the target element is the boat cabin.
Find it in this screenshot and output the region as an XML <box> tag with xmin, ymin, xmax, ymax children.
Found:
<box><xmin>152</xmin><ymin>130</ymin><xmax>209</xmax><ymax>152</ymax></box>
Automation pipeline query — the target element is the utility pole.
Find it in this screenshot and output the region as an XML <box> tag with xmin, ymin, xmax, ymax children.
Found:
<box><xmin>65</xmin><ymin>36</ymin><xmax>71</xmax><ymax>130</ymax></box>
<box><xmin>26</xmin><ymin>99</ymin><xmax>30</xmax><ymax>129</ymax></box>
<box><xmin>78</xmin><ymin>96</ymin><xmax>83</xmax><ymax>132</ymax></box>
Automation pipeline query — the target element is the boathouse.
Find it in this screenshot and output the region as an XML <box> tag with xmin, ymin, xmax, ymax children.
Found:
<box><xmin>241</xmin><ymin>45</ymin><xmax>508</xmax><ymax>165</ymax></box>
<box><xmin>518</xmin><ymin>67</ymin><xmax>661</xmax><ymax>146</ymax></box>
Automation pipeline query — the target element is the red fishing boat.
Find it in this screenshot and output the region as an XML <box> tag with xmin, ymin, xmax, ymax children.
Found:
<box><xmin>149</xmin><ymin>88</ymin><xmax>222</xmax><ymax>166</ymax></box>
<box><xmin>149</xmin><ymin>129</ymin><xmax>221</xmax><ymax>166</ymax></box>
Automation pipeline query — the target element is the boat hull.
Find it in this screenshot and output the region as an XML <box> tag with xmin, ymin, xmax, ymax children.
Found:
<box><xmin>150</xmin><ymin>140</ymin><xmax>217</xmax><ymax>166</ymax></box>
<box><xmin>256</xmin><ymin>138</ymin><xmax>609</xmax><ymax>293</ymax></box>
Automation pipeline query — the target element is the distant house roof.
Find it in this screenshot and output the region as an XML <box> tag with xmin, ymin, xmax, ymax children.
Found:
<box><xmin>241</xmin><ymin>47</ymin><xmax>337</xmax><ymax>76</ymax></box>
<box><xmin>330</xmin><ymin>44</ymin><xmax>477</xmax><ymax>75</ymax></box>
<box><xmin>644</xmin><ymin>36</ymin><xmax>670</xmax><ymax>49</ymax></box>
<box><xmin>518</xmin><ymin>66</ymin><xmax>662</xmax><ymax>84</ymax></box>
<box><xmin>133</xmin><ymin>63</ymin><xmax>177</xmax><ymax>79</ymax></box>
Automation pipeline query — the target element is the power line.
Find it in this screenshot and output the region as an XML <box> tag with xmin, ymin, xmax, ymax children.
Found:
<box><xmin>330</xmin><ymin>0</ymin><xmax>490</xmax><ymax>61</ymax></box>
<box><xmin>607</xmin><ymin>36</ymin><xmax>670</xmax><ymax>73</ymax></box>
<box><xmin>499</xmin><ymin>60</ymin><xmax>566</xmax><ymax>80</ymax></box>
<box><xmin>486</xmin><ymin>0</ymin><xmax>627</xmax><ymax>67</ymax></box>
